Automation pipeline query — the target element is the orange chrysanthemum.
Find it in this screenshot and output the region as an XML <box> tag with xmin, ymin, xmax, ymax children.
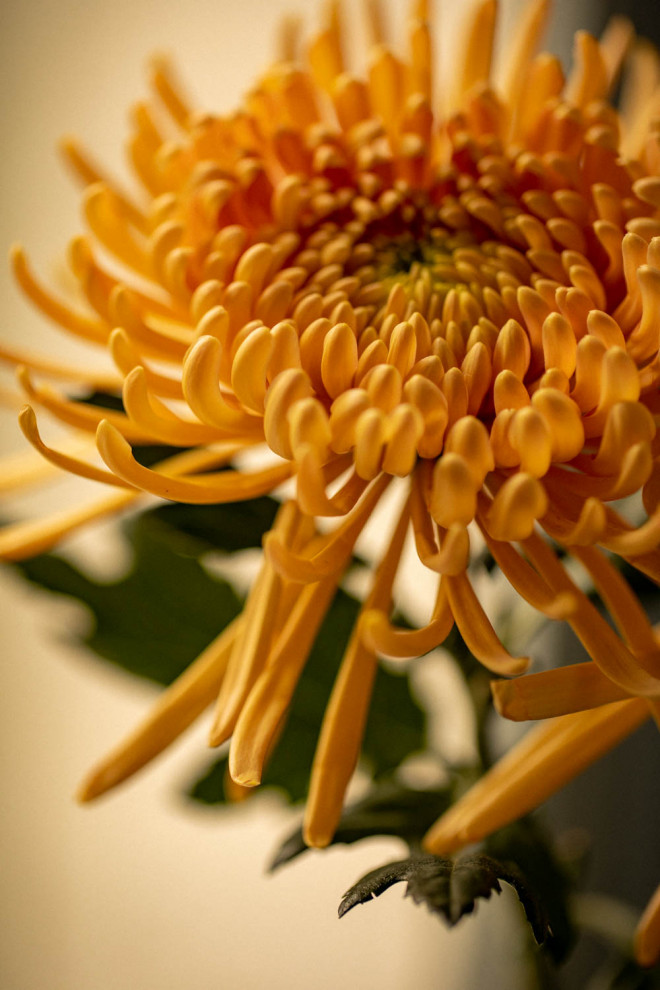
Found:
<box><xmin>3</xmin><ymin>0</ymin><xmax>660</xmax><ymax>965</ymax></box>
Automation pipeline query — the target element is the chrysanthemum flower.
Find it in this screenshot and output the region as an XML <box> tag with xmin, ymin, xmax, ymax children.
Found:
<box><xmin>3</xmin><ymin>0</ymin><xmax>660</xmax><ymax>964</ymax></box>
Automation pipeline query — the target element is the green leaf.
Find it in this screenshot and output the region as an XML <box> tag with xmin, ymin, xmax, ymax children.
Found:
<box><xmin>483</xmin><ymin>819</ymin><xmax>574</xmax><ymax>963</ymax></box>
<box><xmin>188</xmin><ymin>588</ymin><xmax>427</xmax><ymax>804</ymax></box>
<box><xmin>147</xmin><ymin>497</ymin><xmax>280</xmax><ymax>553</ymax></box>
<box><xmin>76</xmin><ymin>390</ymin><xmax>124</xmax><ymax>412</ymax></box>
<box><xmin>365</xmin><ymin>659</ymin><xmax>428</xmax><ymax>778</ymax></box>
<box><xmin>187</xmin><ymin>760</ymin><xmax>230</xmax><ymax>804</ymax></box>
<box><xmin>12</xmin><ymin>513</ymin><xmax>242</xmax><ymax>686</ymax></box>
<box><xmin>270</xmin><ymin>781</ymin><xmax>452</xmax><ymax>870</ymax></box>
<box><xmin>339</xmin><ymin>852</ymin><xmax>552</xmax><ymax>947</ymax></box>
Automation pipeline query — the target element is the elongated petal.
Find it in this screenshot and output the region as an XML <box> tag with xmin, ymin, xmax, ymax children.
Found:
<box><xmin>0</xmin><ymin>488</ymin><xmax>140</xmax><ymax>561</ymax></box>
<box><xmin>208</xmin><ymin>502</ymin><xmax>301</xmax><ymax>745</ymax></box>
<box><xmin>96</xmin><ymin>420</ymin><xmax>291</xmax><ymax>503</ymax></box>
<box><xmin>228</xmin><ymin>576</ymin><xmax>340</xmax><ymax>786</ymax></box>
<box><xmin>523</xmin><ymin>532</ymin><xmax>660</xmax><ymax>696</ymax></box>
<box><xmin>0</xmin><ymin>339</ymin><xmax>120</xmax><ymax>390</ymax></box>
<box><xmin>17</xmin><ymin>368</ymin><xmax>152</xmax><ymax>444</ymax></box>
<box><xmin>79</xmin><ymin>618</ymin><xmax>241</xmax><ymax>801</ymax></box>
<box><xmin>492</xmin><ymin>663</ymin><xmax>633</xmax><ymax>721</ymax></box>
<box><xmin>304</xmin><ymin>494</ymin><xmax>411</xmax><ymax>847</ymax></box>
<box><xmin>445</xmin><ymin>572</ymin><xmax>529</xmax><ymax>676</ymax></box>
<box><xmin>11</xmin><ymin>245</ymin><xmax>108</xmax><ymax>344</ymax></box>
<box><xmin>19</xmin><ymin>405</ymin><xmax>134</xmax><ymax>488</ymax></box>
<box><xmin>424</xmin><ymin>699</ymin><xmax>650</xmax><ymax>854</ymax></box>
<box><xmin>0</xmin><ymin>444</ymin><xmax>237</xmax><ymax>559</ymax></box>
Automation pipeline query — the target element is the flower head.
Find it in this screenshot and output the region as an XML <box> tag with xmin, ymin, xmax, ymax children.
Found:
<box><xmin>3</xmin><ymin>0</ymin><xmax>660</xmax><ymax>964</ymax></box>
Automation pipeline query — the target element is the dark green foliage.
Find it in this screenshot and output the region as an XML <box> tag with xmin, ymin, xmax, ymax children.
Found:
<box><xmin>76</xmin><ymin>390</ymin><xmax>123</xmax><ymax>412</ymax></box>
<box><xmin>271</xmin><ymin>780</ymin><xmax>572</xmax><ymax>963</ymax></box>
<box><xmin>484</xmin><ymin>820</ymin><xmax>574</xmax><ymax>963</ymax></box>
<box><xmin>338</xmin><ymin>852</ymin><xmax>552</xmax><ymax>947</ymax></box>
<box><xmin>365</xmin><ymin>658</ymin><xmax>429</xmax><ymax>777</ymax></box>
<box><xmin>133</xmin><ymin>445</ymin><xmax>188</xmax><ymax>469</ymax></box>
<box><xmin>12</xmin><ymin>513</ymin><xmax>242</xmax><ymax>686</ymax></box>
<box><xmin>187</xmin><ymin>760</ymin><xmax>229</xmax><ymax>805</ymax></box>
<box><xmin>148</xmin><ymin>497</ymin><xmax>279</xmax><ymax>553</ymax></box>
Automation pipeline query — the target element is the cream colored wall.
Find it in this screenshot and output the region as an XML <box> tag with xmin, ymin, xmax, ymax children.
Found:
<box><xmin>0</xmin><ymin>1</ymin><xmax>587</xmax><ymax>987</ymax></box>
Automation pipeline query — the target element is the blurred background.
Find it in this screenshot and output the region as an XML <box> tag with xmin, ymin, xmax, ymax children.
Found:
<box><xmin>2</xmin><ymin>1</ymin><xmax>657</xmax><ymax>988</ymax></box>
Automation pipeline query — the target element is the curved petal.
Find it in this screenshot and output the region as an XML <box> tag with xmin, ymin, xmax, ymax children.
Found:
<box><xmin>96</xmin><ymin>420</ymin><xmax>292</xmax><ymax>504</ymax></box>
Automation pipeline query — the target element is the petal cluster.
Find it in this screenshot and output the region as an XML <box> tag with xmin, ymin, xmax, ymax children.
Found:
<box><xmin>3</xmin><ymin>0</ymin><xmax>660</xmax><ymax>965</ymax></box>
